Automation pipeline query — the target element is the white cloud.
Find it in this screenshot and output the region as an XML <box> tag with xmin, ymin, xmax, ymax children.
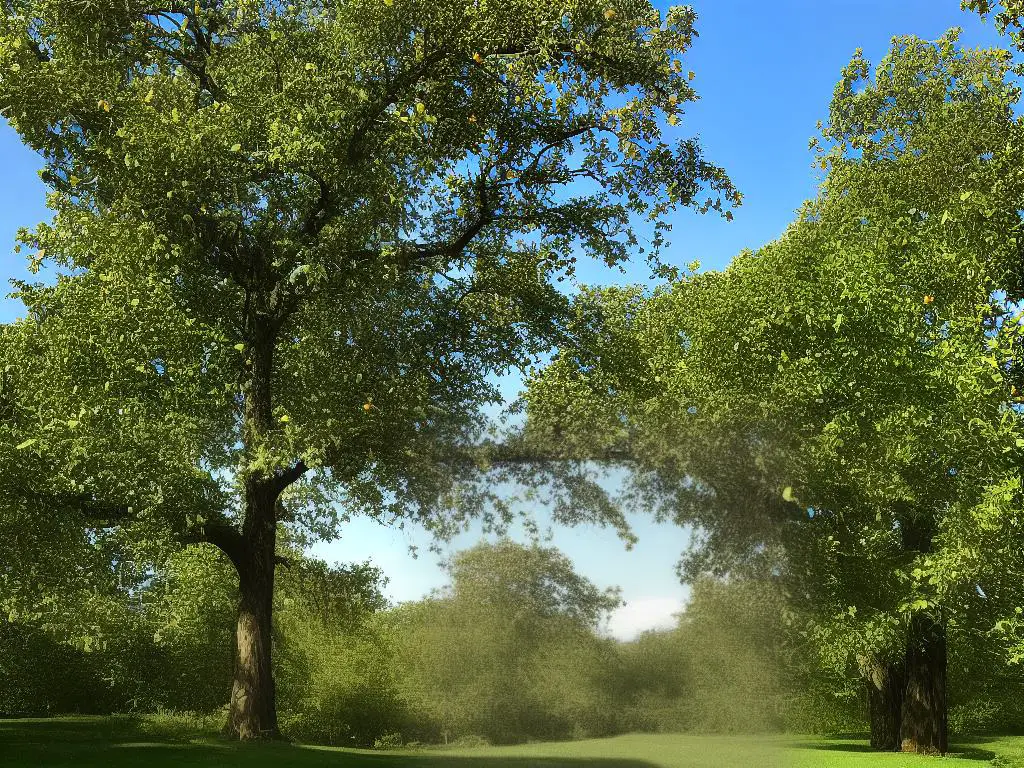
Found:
<box><xmin>605</xmin><ymin>596</ymin><xmax>684</xmax><ymax>641</ymax></box>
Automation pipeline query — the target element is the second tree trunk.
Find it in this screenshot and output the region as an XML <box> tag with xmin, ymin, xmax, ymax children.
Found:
<box><xmin>867</xmin><ymin>658</ymin><xmax>904</xmax><ymax>751</ymax></box>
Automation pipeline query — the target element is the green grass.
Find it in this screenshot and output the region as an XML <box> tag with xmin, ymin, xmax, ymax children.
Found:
<box><xmin>1</xmin><ymin>717</ymin><xmax>1023</xmax><ymax>767</ymax></box>
<box><xmin>786</xmin><ymin>736</ymin><xmax>1004</xmax><ymax>767</ymax></box>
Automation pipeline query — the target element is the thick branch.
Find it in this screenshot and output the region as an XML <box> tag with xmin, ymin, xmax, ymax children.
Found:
<box><xmin>407</xmin><ymin>210</ymin><xmax>494</xmax><ymax>265</ymax></box>
<box><xmin>301</xmin><ymin>171</ymin><xmax>332</xmax><ymax>238</ymax></box>
<box><xmin>75</xmin><ymin>497</ymin><xmax>131</xmax><ymax>527</ymax></box>
<box><xmin>202</xmin><ymin>517</ymin><xmax>246</xmax><ymax>572</ymax></box>
<box><xmin>270</xmin><ymin>459</ymin><xmax>308</xmax><ymax>497</ymax></box>
<box><xmin>347</xmin><ymin>48</ymin><xmax>451</xmax><ymax>161</ymax></box>
<box><xmin>142</xmin><ymin>9</ymin><xmax>225</xmax><ymax>101</ymax></box>
<box><xmin>476</xmin><ymin>439</ymin><xmax>635</xmax><ymax>467</ymax></box>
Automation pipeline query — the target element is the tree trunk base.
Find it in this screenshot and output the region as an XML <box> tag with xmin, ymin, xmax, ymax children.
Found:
<box><xmin>225</xmin><ymin>493</ymin><xmax>280</xmax><ymax>742</ymax></box>
<box><xmin>865</xmin><ymin>657</ymin><xmax>904</xmax><ymax>751</ymax></box>
<box><xmin>222</xmin><ymin>722</ymin><xmax>284</xmax><ymax>742</ymax></box>
<box><xmin>900</xmin><ymin>612</ymin><xmax>947</xmax><ymax>755</ymax></box>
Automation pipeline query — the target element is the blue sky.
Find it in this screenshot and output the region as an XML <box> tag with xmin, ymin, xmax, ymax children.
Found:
<box><xmin>0</xmin><ymin>1</ymin><xmax>1007</xmax><ymax>638</ymax></box>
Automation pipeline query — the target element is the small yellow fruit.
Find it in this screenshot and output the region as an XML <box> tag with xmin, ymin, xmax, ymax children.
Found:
<box><xmin>98</xmin><ymin>99</ymin><xmax>111</xmax><ymax>112</ymax></box>
<box><xmin>468</xmin><ymin>114</ymin><xmax>477</xmax><ymax>123</ymax></box>
<box><xmin>604</xmin><ymin>8</ymin><xmax>616</xmax><ymax>20</ymax></box>
<box><xmin>473</xmin><ymin>52</ymin><xmax>484</xmax><ymax>64</ymax></box>
<box><xmin>363</xmin><ymin>402</ymin><xmax>373</xmax><ymax>412</ymax></box>
<box><xmin>923</xmin><ymin>295</ymin><xmax>934</xmax><ymax>305</ymax></box>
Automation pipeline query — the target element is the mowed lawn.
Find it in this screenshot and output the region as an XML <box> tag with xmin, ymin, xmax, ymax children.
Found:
<box><xmin>1</xmin><ymin>717</ymin><xmax>1022</xmax><ymax>767</ymax></box>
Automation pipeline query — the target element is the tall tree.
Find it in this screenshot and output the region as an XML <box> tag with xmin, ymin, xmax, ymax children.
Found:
<box><xmin>0</xmin><ymin>0</ymin><xmax>734</xmax><ymax>739</ymax></box>
<box><xmin>522</xmin><ymin>31</ymin><xmax>1022</xmax><ymax>754</ymax></box>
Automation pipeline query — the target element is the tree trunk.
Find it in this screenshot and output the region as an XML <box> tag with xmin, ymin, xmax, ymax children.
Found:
<box><xmin>900</xmin><ymin>611</ymin><xmax>947</xmax><ymax>755</ymax></box>
<box><xmin>222</xmin><ymin>318</ymin><xmax>287</xmax><ymax>740</ymax></box>
<box><xmin>866</xmin><ymin>658</ymin><xmax>904</xmax><ymax>751</ymax></box>
<box><xmin>224</xmin><ymin>483</ymin><xmax>280</xmax><ymax>740</ymax></box>
<box><xmin>897</xmin><ymin>510</ymin><xmax>947</xmax><ymax>755</ymax></box>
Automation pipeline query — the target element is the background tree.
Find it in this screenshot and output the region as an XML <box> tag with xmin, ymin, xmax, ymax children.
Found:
<box><xmin>615</xmin><ymin>577</ymin><xmax>792</xmax><ymax>734</ymax></box>
<box><xmin>0</xmin><ymin>0</ymin><xmax>735</xmax><ymax>739</ymax></box>
<box><xmin>272</xmin><ymin>554</ymin><xmax>395</xmax><ymax>746</ymax></box>
<box><xmin>389</xmin><ymin>540</ymin><xmax>622</xmax><ymax>744</ymax></box>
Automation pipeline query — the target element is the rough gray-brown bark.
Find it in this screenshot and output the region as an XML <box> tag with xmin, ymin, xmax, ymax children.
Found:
<box><xmin>219</xmin><ymin>319</ymin><xmax>291</xmax><ymax>740</ymax></box>
<box><xmin>900</xmin><ymin>612</ymin><xmax>947</xmax><ymax>754</ymax></box>
<box><xmin>898</xmin><ymin>511</ymin><xmax>947</xmax><ymax>755</ymax></box>
<box><xmin>866</xmin><ymin>657</ymin><xmax>904</xmax><ymax>751</ymax></box>
<box><xmin>224</xmin><ymin>480</ymin><xmax>280</xmax><ymax>740</ymax></box>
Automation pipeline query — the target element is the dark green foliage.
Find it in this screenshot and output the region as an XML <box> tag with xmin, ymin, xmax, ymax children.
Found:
<box><xmin>615</xmin><ymin>579</ymin><xmax>799</xmax><ymax>734</ymax></box>
<box><xmin>0</xmin><ymin>544</ymin><xmax>384</xmax><ymax>726</ymax></box>
<box><xmin>0</xmin><ymin>620</ymin><xmax>108</xmax><ymax>717</ymax></box>
<box><xmin>274</xmin><ymin>560</ymin><xmax>405</xmax><ymax>746</ymax></box>
<box><xmin>10</xmin><ymin>533</ymin><xmax>1024</xmax><ymax>744</ymax></box>
<box><xmin>381</xmin><ymin>541</ymin><xmax>625</xmax><ymax>745</ymax></box>
<box><xmin>947</xmin><ymin>620</ymin><xmax>1024</xmax><ymax>735</ymax></box>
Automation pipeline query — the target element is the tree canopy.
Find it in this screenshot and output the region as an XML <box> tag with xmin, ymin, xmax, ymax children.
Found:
<box><xmin>521</xmin><ymin>30</ymin><xmax>1024</xmax><ymax>754</ymax></box>
<box><xmin>0</xmin><ymin>0</ymin><xmax>736</xmax><ymax>739</ymax></box>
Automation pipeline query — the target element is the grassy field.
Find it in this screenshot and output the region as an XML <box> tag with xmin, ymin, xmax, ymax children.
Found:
<box><xmin>1</xmin><ymin>717</ymin><xmax>1022</xmax><ymax>767</ymax></box>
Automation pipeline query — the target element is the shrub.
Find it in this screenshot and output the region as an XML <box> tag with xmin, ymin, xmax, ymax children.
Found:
<box><xmin>373</xmin><ymin>732</ymin><xmax>404</xmax><ymax>749</ymax></box>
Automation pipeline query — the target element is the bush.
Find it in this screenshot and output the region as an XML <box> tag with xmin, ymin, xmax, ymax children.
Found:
<box><xmin>138</xmin><ymin>710</ymin><xmax>223</xmax><ymax>741</ymax></box>
<box><xmin>273</xmin><ymin>562</ymin><xmax>409</xmax><ymax>746</ymax></box>
<box><xmin>950</xmin><ymin>699</ymin><xmax>1005</xmax><ymax>735</ymax></box>
<box><xmin>0</xmin><ymin>619</ymin><xmax>109</xmax><ymax>716</ymax></box>
<box><xmin>373</xmin><ymin>732</ymin><xmax>404</xmax><ymax>749</ymax></box>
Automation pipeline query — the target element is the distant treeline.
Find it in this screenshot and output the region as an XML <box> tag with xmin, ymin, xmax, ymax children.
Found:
<box><xmin>2</xmin><ymin>539</ymin><xmax>1021</xmax><ymax>746</ymax></box>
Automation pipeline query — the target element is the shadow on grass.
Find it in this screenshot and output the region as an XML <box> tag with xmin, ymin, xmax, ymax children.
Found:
<box><xmin>0</xmin><ymin>718</ymin><xmax>663</xmax><ymax>768</ymax></box>
<box><xmin>790</xmin><ymin>742</ymin><xmax>878</xmax><ymax>753</ymax></box>
<box><xmin>0</xmin><ymin>716</ymin><xmax>162</xmax><ymax>744</ymax></box>
<box><xmin>790</xmin><ymin>737</ymin><xmax>995</xmax><ymax>762</ymax></box>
